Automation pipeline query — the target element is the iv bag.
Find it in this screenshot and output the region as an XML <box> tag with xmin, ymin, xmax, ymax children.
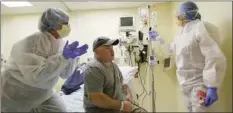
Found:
<box><xmin>138</xmin><ymin>7</ymin><xmax>149</xmax><ymax>19</ymax></box>
<box><xmin>150</xmin><ymin>11</ymin><xmax>157</xmax><ymax>27</ymax></box>
<box><xmin>138</xmin><ymin>6</ymin><xmax>149</xmax><ymax>27</ymax></box>
<box><xmin>150</xmin><ymin>11</ymin><xmax>157</xmax><ymax>20</ymax></box>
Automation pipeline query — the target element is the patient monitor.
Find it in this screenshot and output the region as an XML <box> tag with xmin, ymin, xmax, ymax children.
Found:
<box><xmin>119</xmin><ymin>16</ymin><xmax>136</xmax><ymax>32</ymax></box>
<box><xmin>149</xmin><ymin>56</ymin><xmax>158</xmax><ymax>66</ymax></box>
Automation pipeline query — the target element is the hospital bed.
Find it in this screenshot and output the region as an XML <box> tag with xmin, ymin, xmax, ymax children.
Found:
<box><xmin>59</xmin><ymin>65</ymin><xmax>139</xmax><ymax>112</ymax></box>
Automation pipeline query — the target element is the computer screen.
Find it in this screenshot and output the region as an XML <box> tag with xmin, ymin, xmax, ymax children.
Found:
<box><xmin>150</xmin><ymin>56</ymin><xmax>154</xmax><ymax>60</ymax></box>
<box><xmin>120</xmin><ymin>17</ymin><xmax>133</xmax><ymax>27</ymax></box>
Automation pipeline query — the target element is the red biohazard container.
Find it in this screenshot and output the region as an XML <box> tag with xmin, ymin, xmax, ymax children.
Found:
<box><xmin>198</xmin><ymin>90</ymin><xmax>206</xmax><ymax>105</ymax></box>
<box><xmin>198</xmin><ymin>90</ymin><xmax>206</xmax><ymax>98</ymax></box>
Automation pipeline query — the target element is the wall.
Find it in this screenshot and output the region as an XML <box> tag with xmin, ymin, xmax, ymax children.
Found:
<box><xmin>1</xmin><ymin>14</ymin><xmax>40</xmax><ymax>59</ymax></box>
<box><xmin>171</xmin><ymin>1</ymin><xmax>232</xmax><ymax>112</ymax></box>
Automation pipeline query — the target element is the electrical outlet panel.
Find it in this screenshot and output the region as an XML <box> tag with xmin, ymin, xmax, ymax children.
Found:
<box><xmin>86</xmin><ymin>58</ymin><xmax>93</xmax><ymax>62</ymax></box>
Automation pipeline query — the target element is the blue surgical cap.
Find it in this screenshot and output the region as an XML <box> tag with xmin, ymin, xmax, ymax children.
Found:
<box><xmin>38</xmin><ymin>8</ymin><xmax>69</xmax><ymax>32</ymax></box>
<box><xmin>180</xmin><ymin>1</ymin><xmax>201</xmax><ymax>20</ymax></box>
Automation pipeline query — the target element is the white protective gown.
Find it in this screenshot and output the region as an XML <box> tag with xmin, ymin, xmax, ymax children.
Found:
<box><xmin>1</xmin><ymin>32</ymin><xmax>77</xmax><ymax>112</ymax></box>
<box><xmin>170</xmin><ymin>20</ymin><xmax>226</xmax><ymax>112</ymax></box>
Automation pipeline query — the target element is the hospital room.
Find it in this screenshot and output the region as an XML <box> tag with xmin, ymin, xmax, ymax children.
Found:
<box><xmin>1</xmin><ymin>1</ymin><xmax>232</xmax><ymax>112</ymax></box>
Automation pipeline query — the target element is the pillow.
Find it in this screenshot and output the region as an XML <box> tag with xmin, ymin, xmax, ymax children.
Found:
<box><xmin>118</xmin><ymin>66</ymin><xmax>138</xmax><ymax>84</ymax></box>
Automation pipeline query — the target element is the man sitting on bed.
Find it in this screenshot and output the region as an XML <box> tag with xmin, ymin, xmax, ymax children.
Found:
<box><xmin>83</xmin><ymin>36</ymin><xmax>133</xmax><ymax>113</ymax></box>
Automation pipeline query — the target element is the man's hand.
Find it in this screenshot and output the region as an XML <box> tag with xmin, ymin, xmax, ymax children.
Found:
<box><xmin>125</xmin><ymin>95</ymin><xmax>132</xmax><ymax>101</ymax></box>
<box><xmin>122</xmin><ymin>84</ymin><xmax>130</xmax><ymax>94</ymax></box>
<box><xmin>122</xmin><ymin>100</ymin><xmax>132</xmax><ymax>112</ymax></box>
<box><xmin>88</xmin><ymin>92</ymin><xmax>122</xmax><ymax>110</ymax></box>
<box><xmin>123</xmin><ymin>84</ymin><xmax>133</xmax><ymax>101</ymax></box>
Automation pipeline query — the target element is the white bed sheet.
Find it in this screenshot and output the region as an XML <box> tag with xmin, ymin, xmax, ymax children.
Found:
<box><xmin>60</xmin><ymin>66</ymin><xmax>138</xmax><ymax>112</ymax></box>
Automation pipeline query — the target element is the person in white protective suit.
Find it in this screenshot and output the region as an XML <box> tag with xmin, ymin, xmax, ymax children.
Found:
<box><xmin>1</xmin><ymin>8</ymin><xmax>89</xmax><ymax>112</ymax></box>
<box><xmin>149</xmin><ymin>1</ymin><xmax>226</xmax><ymax>112</ymax></box>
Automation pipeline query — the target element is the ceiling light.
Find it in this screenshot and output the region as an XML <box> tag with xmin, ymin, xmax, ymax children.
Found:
<box><xmin>1</xmin><ymin>1</ymin><xmax>32</xmax><ymax>7</ymax></box>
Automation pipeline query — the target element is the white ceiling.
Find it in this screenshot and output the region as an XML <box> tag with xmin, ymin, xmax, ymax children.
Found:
<box><xmin>1</xmin><ymin>1</ymin><xmax>156</xmax><ymax>15</ymax></box>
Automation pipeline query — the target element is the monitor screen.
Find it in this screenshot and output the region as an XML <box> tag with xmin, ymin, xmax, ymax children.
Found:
<box><xmin>150</xmin><ymin>56</ymin><xmax>155</xmax><ymax>60</ymax></box>
<box><xmin>120</xmin><ymin>17</ymin><xmax>133</xmax><ymax>27</ymax></box>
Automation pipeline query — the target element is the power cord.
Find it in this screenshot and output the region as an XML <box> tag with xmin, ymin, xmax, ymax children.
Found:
<box><xmin>138</xmin><ymin>63</ymin><xmax>146</xmax><ymax>98</ymax></box>
<box><xmin>135</xmin><ymin>54</ymin><xmax>147</xmax><ymax>101</ymax></box>
<box><xmin>138</xmin><ymin>63</ymin><xmax>148</xmax><ymax>99</ymax></box>
<box><xmin>129</xmin><ymin>52</ymin><xmax>133</xmax><ymax>66</ymax></box>
<box><xmin>130</xmin><ymin>100</ymin><xmax>148</xmax><ymax>113</ymax></box>
<box><xmin>141</xmin><ymin>63</ymin><xmax>149</xmax><ymax>107</ymax></box>
<box><xmin>127</xmin><ymin>46</ymin><xmax>133</xmax><ymax>66</ymax></box>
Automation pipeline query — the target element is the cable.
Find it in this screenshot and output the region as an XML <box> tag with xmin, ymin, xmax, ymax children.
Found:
<box><xmin>141</xmin><ymin>63</ymin><xmax>149</xmax><ymax>107</ymax></box>
<box><xmin>132</xmin><ymin>55</ymin><xmax>148</xmax><ymax>108</ymax></box>
<box><xmin>138</xmin><ymin>63</ymin><xmax>148</xmax><ymax>98</ymax></box>
<box><xmin>130</xmin><ymin>100</ymin><xmax>148</xmax><ymax>113</ymax></box>
<box><xmin>133</xmin><ymin>53</ymin><xmax>146</xmax><ymax>102</ymax></box>
<box><xmin>60</xmin><ymin>0</ymin><xmax>72</xmax><ymax>12</ymax></box>
<box><xmin>129</xmin><ymin>51</ymin><xmax>133</xmax><ymax>66</ymax></box>
<box><xmin>138</xmin><ymin>65</ymin><xmax>146</xmax><ymax>98</ymax></box>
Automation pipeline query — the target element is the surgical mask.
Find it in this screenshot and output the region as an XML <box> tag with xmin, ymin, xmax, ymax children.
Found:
<box><xmin>175</xmin><ymin>13</ymin><xmax>189</xmax><ymax>27</ymax></box>
<box><xmin>57</xmin><ymin>24</ymin><xmax>71</xmax><ymax>38</ymax></box>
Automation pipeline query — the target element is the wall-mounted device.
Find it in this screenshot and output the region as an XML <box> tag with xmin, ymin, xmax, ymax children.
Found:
<box><xmin>124</xmin><ymin>58</ymin><xmax>130</xmax><ymax>64</ymax></box>
<box><xmin>163</xmin><ymin>57</ymin><xmax>172</xmax><ymax>70</ymax></box>
<box><xmin>149</xmin><ymin>56</ymin><xmax>158</xmax><ymax>66</ymax></box>
<box><xmin>139</xmin><ymin>45</ymin><xmax>148</xmax><ymax>63</ymax></box>
<box><xmin>138</xmin><ymin>31</ymin><xmax>143</xmax><ymax>41</ymax></box>
<box><xmin>87</xmin><ymin>58</ymin><xmax>93</xmax><ymax>62</ymax></box>
<box><xmin>119</xmin><ymin>16</ymin><xmax>136</xmax><ymax>32</ymax></box>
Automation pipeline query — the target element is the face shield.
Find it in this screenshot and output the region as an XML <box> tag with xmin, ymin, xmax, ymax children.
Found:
<box><xmin>181</xmin><ymin>10</ymin><xmax>199</xmax><ymax>21</ymax></box>
<box><xmin>175</xmin><ymin>9</ymin><xmax>199</xmax><ymax>27</ymax></box>
<box><xmin>175</xmin><ymin>12</ymin><xmax>189</xmax><ymax>26</ymax></box>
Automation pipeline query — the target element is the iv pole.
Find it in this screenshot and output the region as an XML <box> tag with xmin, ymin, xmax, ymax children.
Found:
<box><xmin>147</xmin><ymin>4</ymin><xmax>156</xmax><ymax>112</ymax></box>
<box><xmin>138</xmin><ymin>4</ymin><xmax>156</xmax><ymax>112</ymax></box>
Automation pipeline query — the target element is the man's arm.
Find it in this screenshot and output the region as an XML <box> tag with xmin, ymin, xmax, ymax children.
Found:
<box><xmin>117</xmin><ymin>65</ymin><xmax>133</xmax><ymax>101</ymax></box>
<box><xmin>84</xmin><ymin>67</ymin><xmax>121</xmax><ymax>110</ymax></box>
<box><xmin>88</xmin><ymin>92</ymin><xmax>121</xmax><ymax>110</ymax></box>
